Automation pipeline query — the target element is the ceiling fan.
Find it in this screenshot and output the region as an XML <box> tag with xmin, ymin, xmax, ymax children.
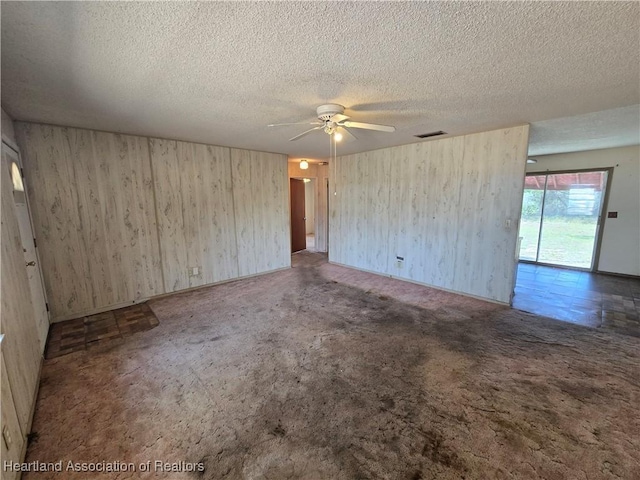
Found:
<box><xmin>268</xmin><ymin>104</ymin><xmax>395</xmax><ymax>141</ymax></box>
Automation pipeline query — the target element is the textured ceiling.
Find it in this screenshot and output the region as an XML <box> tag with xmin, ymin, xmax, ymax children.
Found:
<box><xmin>529</xmin><ymin>105</ymin><xmax>640</xmax><ymax>157</ymax></box>
<box><xmin>2</xmin><ymin>1</ymin><xmax>639</xmax><ymax>159</ymax></box>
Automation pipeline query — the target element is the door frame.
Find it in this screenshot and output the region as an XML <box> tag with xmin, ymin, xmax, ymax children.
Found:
<box><xmin>2</xmin><ymin>139</ymin><xmax>51</xmax><ymax>347</ymax></box>
<box><xmin>290</xmin><ymin>175</ymin><xmax>326</xmax><ymax>253</ymax></box>
<box><xmin>519</xmin><ymin>166</ymin><xmax>613</xmax><ymax>272</ymax></box>
<box><xmin>288</xmin><ymin>165</ymin><xmax>329</xmax><ymax>254</ymax></box>
<box><xmin>325</xmin><ymin>177</ymin><xmax>329</xmax><ymax>250</ymax></box>
<box><xmin>289</xmin><ymin>177</ymin><xmax>307</xmax><ymax>253</ymax></box>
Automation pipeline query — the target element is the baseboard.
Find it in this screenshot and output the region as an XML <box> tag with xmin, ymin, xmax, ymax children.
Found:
<box><xmin>595</xmin><ymin>270</ymin><xmax>640</xmax><ymax>279</ymax></box>
<box><xmin>519</xmin><ymin>260</ymin><xmax>640</xmax><ymax>279</ymax></box>
<box><xmin>50</xmin><ymin>265</ymin><xmax>292</xmax><ymax>323</ymax></box>
<box><xmin>150</xmin><ymin>266</ymin><xmax>291</xmax><ymax>301</ymax></box>
<box><xmin>326</xmin><ymin>260</ymin><xmax>510</xmax><ymax>306</ymax></box>
<box><xmin>50</xmin><ymin>299</ymin><xmax>149</xmax><ymax>323</ymax></box>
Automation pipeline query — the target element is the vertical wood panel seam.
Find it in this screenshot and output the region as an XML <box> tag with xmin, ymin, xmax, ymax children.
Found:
<box><xmin>147</xmin><ymin>137</ymin><xmax>168</xmax><ymax>295</ymax></box>
<box><xmin>228</xmin><ymin>148</ymin><xmax>241</xmax><ymax>278</ymax></box>
<box><xmin>68</xmin><ymin>129</ymin><xmax>95</xmax><ymax>311</ymax></box>
<box><xmin>177</xmin><ymin>143</ymin><xmax>190</xmax><ymax>287</ymax></box>
<box><xmin>384</xmin><ymin>151</ymin><xmax>393</xmax><ymax>273</ymax></box>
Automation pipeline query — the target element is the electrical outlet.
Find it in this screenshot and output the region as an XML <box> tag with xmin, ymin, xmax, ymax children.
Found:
<box><xmin>396</xmin><ymin>256</ymin><xmax>404</xmax><ymax>269</ymax></box>
<box><xmin>188</xmin><ymin>266</ymin><xmax>200</xmax><ymax>277</ymax></box>
<box><xmin>3</xmin><ymin>425</ymin><xmax>12</xmax><ymax>449</ymax></box>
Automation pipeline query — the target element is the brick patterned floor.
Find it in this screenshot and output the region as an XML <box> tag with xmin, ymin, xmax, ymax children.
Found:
<box><xmin>46</xmin><ymin>303</ymin><xmax>159</xmax><ymax>359</ymax></box>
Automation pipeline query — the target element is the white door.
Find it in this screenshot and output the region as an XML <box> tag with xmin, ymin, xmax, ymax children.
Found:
<box><xmin>2</xmin><ymin>143</ymin><xmax>49</xmax><ymax>352</ymax></box>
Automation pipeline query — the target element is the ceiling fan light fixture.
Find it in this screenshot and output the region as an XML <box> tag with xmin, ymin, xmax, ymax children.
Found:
<box><xmin>334</xmin><ymin>132</ymin><xmax>343</xmax><ymax>142</ymax></box>
<box><xmin>269</xmin><ymin>103</ymin><xmax>395</xmax><ymax>142</ymax></box>
<box><xmin>299</xmin><ymin>159</ymin><xmax>309</xmax><ymax>170</ymax></box>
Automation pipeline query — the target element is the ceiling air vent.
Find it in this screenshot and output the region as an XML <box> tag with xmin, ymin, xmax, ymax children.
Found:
<box><xmin>415</xmin><ymin>131</ymin><xmax>447</xmax><ymax>139</ymax></box>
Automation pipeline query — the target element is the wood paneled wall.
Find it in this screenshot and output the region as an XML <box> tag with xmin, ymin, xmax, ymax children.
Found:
<box><xmin>231</xmin><ymin>149</ymin><xmax>290</xmax><ymax>277</ymax></box>
<box><xmin>150</xmin><ymin>140</ymin><xmax>239</xmax><ymax>292</ymax></box>
<box><xmin>329</xmin><ymin>126</ymin><xmax>530</xmax><ymax>304</ymax></box>
<box><xmin>16</xmin><ymin>124</ymin><xmax>164</xmax><ymax>319</ymax></box>
<box><xmin>331</xmin><ymin>150</ymin><xmax>392</xmax><ymax>273</ymax></box>
<box><xmin>1</xmin><ymin>353</ymin><xmax>25</xmax><ymax>480</ymax></box>
<box><xmin>314</xmin><ymin>164</ymin><xmax>329</xmax><ymax>253</ymax></box>
<box><xmin>1</xmin><ymin>152</ymin><xmax>41</xmax><ymax>464</ymax></box>
<box><xmin>16</xmin><ymin>123</ymin><xmax>290</xmax><ymax>321</ymax></box>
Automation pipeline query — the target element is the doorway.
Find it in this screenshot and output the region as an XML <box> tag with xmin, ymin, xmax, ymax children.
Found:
<box><xmin>3</xmin><ymin>141</ymin><xmax>50</xmax><ymax>352</ymax></box>
<box><xmin>519</xmin><ymin>169</ymin><xmax>609</xmax><ymax>270</ymax></box>
<box><xmin>290</xmin><ymin>178</ymin><xmax>306</xmax><ymax>253</ymax></box>
<box><xmin>304</xmin><ymin>178</ymin><xmax>315</xmax><ymax>251</ymax></box>
<box><xmin>290</xmin><ymin>177</ymin><xmax>317</xmax><ymax>253</ymax></box>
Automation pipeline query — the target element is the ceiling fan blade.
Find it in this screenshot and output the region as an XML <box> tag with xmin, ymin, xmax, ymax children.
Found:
<box><xmin>338</xmin><ymin>126</ymin><xmax>357</xmax><ymax>141</ymax></box>
<box><xmin>341</xmin><ymin>121</ymin><xmax>396</xmax><ymax>132</ymax></box>
<box><xmin>289</xmin><ymin>126</ymin><xmax>323</xmax><ymax>141</ymax></box>
<box><xmin>330</xmin><ymin>113</ymin><xmax>350</xmax><ymax>124</ymax></box>
<box><xmin>268</xmin><ymin>121</ymin><xmax>322</xmax><ymax>127</ymax></box>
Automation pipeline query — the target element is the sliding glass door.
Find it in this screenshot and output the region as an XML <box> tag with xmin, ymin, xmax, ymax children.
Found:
<box><xmin>519</xmin><ymin>170</ymin><xmax>608</xmax><ymax>270</ymax></box>
<box><xmin>519</xmin><ymin>175</ymin><xmax>546</xmax><ymax>261</ymax></box>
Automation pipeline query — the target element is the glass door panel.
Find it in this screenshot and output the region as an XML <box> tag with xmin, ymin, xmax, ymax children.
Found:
<box><xmin>519</xmin><ymin>175</ymin><xmax>546</xmax><ymax>261</ymax></box>
<box><xmin>537</xmin><ymin>171</ymin><xmax>606</xmax><ymax>269</ymax></box>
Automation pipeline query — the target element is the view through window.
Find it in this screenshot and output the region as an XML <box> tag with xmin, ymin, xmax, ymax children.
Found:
<box><xmin>519</xmin><ymin>170</ymin><xmax>607</xmax><ymax>269</ymax></box>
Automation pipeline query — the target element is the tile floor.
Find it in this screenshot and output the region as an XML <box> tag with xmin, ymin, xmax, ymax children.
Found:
<box><xmin>513</xmin><ymin>262</ymin><xmax>640</xmax><ymax>336</ymax></box>
<box><xmin>45</xmin><ymin>302</ymin><xmax>159</xmax><ymax>358</ymax></box>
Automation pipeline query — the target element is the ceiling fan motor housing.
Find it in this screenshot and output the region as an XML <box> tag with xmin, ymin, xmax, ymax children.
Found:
<box><xmin>316</xmin><ymin>104</ymin><xmax>345</xmax><ymax>121</ymax></box>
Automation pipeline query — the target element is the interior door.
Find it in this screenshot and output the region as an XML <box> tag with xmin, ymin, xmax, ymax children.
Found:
<box><xmin>3</xmin><ymin>143</ymin><xmax>49</xmax><ymax>352</ymax></box>
<box><xmin>290</xmin><ymin>178</ymin><xmax>306</xmax><ymax>253</ymax></box>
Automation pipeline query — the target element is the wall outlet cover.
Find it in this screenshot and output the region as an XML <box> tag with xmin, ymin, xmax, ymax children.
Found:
<box><xmin>2</xmin><ymin>425</ymin><xmax>12</xmax><ymax>449</ymax></box>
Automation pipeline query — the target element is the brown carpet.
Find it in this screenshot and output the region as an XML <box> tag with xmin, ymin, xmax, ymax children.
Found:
<box><xmin>24</xmin><ymin>252</ymin><xmax>639</xmax><ymax>479</ymax></box>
